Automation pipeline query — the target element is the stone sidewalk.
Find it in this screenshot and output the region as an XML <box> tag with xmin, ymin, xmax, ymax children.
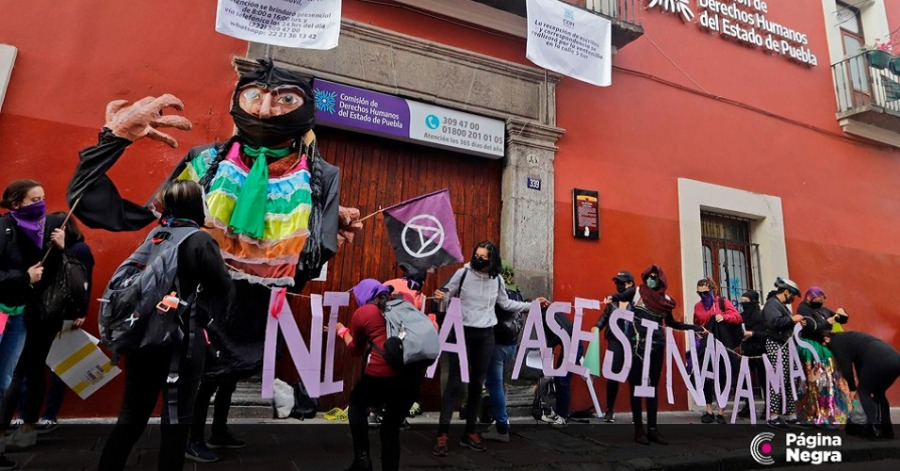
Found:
<box><xmin>4</xmin><ymin>411</ymin><xmax>900</xmax><ymax>470</ymax></box>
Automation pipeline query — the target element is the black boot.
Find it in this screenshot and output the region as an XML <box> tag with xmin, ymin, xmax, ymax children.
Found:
<box><xmin>634</xmin><ymin>427</ymin><xmax>649</xmax><ymax>445</ymax></box>
<box><xmin>647</xmin><ymin>427</ymin><xmax>669</xmax><ymax>445</ymax></box>
<box><xmin>737</xmin><ymin>402</ymin><xmax>751</xmax><ymax>419</ymax></box>
<box><xmin>864</xmin><ymin>424</ymin><xmax>883</xmax><ymax>439</ymax></box>
<box><xmin>345</xmin><ymin>450</ymin><xmax>373</xmax><ymax>471</ymax></box>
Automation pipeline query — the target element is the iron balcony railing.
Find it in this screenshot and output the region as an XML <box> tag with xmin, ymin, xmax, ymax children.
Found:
<box><xmin>582</xmin><ymin>0</ymin><xmax>644</xmax><ymax>48</ymax></box>
<box><xmin>583</xmin><ymin>0</ymin><xmax>642</xmax><ymax>26</ymax></box>
<box><xmin>832</xmin><ymin>51</ymin><xmax>900</xmax><ymax>117</ymax></box>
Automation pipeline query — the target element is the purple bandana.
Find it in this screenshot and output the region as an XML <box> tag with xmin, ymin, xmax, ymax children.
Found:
<box><xmin>11</xmin><ymin>200</ymin><xmax>46</xmax><ymax>249</ymax></box>
<box><xmin>351</xmin><ymin>278</ymin><xmax>392</xmax><ymax>306</ymax></box>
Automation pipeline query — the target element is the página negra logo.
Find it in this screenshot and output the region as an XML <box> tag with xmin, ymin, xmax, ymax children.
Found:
<box><xmin>786</xmin><ymin>432</ymin><xmax>842</xmax><ymax>465</ymax></box>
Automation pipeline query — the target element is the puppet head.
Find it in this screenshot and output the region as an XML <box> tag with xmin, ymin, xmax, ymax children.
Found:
<box><xmin>230</xmin><ymin>59</ymin><xmax>316</xmax><ymax>148</ymax></box>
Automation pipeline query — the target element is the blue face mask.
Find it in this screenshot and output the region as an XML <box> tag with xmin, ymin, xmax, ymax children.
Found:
<box><xmin>646</xmin><ymin>278</ymin><xmax>659</xmax><ymax>289</ymax></box>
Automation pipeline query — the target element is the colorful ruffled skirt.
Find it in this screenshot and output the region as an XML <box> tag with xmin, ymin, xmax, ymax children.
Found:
<box><xmin>796</xmin><ymin>340</ymin><xmax>851</xmax><ymax>427</ymax></box>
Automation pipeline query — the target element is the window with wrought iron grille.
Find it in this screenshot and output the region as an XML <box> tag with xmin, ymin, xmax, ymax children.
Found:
<box><xmin>700</xmin><ymin>213</ymin><xmax>762</xmax><ymax>309</ymax></box>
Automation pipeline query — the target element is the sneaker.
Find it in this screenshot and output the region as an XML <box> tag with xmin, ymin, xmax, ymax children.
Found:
<box><xmin>700</xmin><ymin>412</ymin><xmax>714</xmax><ymax>424</ymax></box>
<box><xmin>551</xmin><ymin>416</ymin><xmax>568</xmax><ymax>429</ymax></box>
<box><xmin>207</xmin><ymin>429</ymin><xmax>246</xmax><ymax>449</ymax></box>
<box><xmin>715</xmin><ymin>414</ymin><xmax>726</xmax><ymax>424</ymax></box>
<box><xmin>185</xmin><ymin>441</ymin><xmax>219</xmax><ymax>463</ymax></box>
<box><xmin>6</xmin><ymin>429</ymin><xmax>36</xmax><ymax>449</ymax></box>
<box><xmin>459</xmin><ymin>432</ymin><xmax>486</xmax><ymax>452</ymax></box>
<box><xmin>35</xmin><ymin>419</ymin><xmax>58</xmax><ymax>435</ymax></box>
<box><xmin>7</xmin><ymin>420</ymin><xmax>22</xmax><ymax>431</ymax></box>
<box><xmin>0</xmin><ymin>454</ymin><xmax>16</xmax><ymax>471</ymax></box>
<box><xmin>602</xmin><ymin>410</ymin><xmax>615</xmax><ymax>423</ymax></box>
<box><xmin>737</xmin><ymin>404</ymin><xmax>751</xmax><ymax>419</ymax></box>
<box><xmin>399</xmin><ymin>419</ymin><xmax>411</xmax><ymax>431</ymax></box>
<box><xmin>767</xmin><ymin>417</ymin><xmax>790</xmax><ymax>430</ymax></box>
<box><xmin>540</xmin><ymin>411</ymin><xmax>559</xmax><ymax>424</ymax></box>
<box><xmin>482</xmin><ymin>428</ymin><xmax>510</xmax><ymax>442</ymax></box>
<box><xmin>432</xmin><ymin>434</ymin><xmax>449</xmax><ymax>457</ymax></box>
<box><xmin>408</xmin><ymin>402</ymin><xmax>422</xmax><ymax>417</ymax></box>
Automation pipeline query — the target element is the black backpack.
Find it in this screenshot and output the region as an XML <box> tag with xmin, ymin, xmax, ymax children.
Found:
<box><xmin>494</xmin><ymin>288</ymin><xmax>525</xmax><ymax>345</ymax></box>
<box><xmin>289</xmin><ymin>378</ymin><xmax>319</xmax><ymax>420</ymax></box>
<box><xmin>41</xmin><ymin>251</ymin><xmax>90</xmax><ymax>321</ymax></box>
<box><xmin>98</xmin><ymin>226</ymin><xmax>199</xmax><ymax>355</ymax></box>
<box><xmin>531</xmin><ymin>376</ymin><xmax>557</xmax><ymax>421</ymax></box>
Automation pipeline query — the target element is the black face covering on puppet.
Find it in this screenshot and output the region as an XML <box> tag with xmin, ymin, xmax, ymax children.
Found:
<box><xmin>230</xmin><ymin>59</ymin><xmax>317</xmax><ymax>148</ymax></box>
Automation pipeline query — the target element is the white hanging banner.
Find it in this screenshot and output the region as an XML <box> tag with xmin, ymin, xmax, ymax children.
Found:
<box><xmin>526</xmin><ymin>0</ymin><xmax>612</xmax><ymax>87</ymax></box>
<box><xmin>215</xmin><ymin>0</ymin><xmax>341</xmax><ymax>49</ymax></box>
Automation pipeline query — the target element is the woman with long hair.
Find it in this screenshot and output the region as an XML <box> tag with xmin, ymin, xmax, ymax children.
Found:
<box><xmin>0</xmin><ymin>179</ymin><xmax>65</xmax><ymax>468</ymax></box>
<box><xmin>431</xmin><ymin>241</ymin><xmax>549</xmax><ymax>456</ymax></box>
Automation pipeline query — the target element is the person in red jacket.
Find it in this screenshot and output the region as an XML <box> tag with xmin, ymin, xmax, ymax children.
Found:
<box><xmin>336</xmin><ymin>279</ymin><xmax>418</xmax><ymax>471</ymax></box>
<box><xmin>693</xmin><ymin>277</ymin><xmax>741</xmax><ymax>424</ymax></box>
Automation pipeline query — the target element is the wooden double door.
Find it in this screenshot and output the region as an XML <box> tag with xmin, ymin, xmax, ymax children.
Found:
<box><xmin>279</xmin><ymin>126</ymin><xmax>503</xmax><ymax>410</ymax></box>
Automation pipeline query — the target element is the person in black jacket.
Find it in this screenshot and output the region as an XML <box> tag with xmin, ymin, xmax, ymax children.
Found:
<box><xmin>98</xmin><ymin>180</ymin><xmax>234</xmax><ymax>471</ymax></box>
<box><xmin>762</xmin><ymin>277</ymin><xmax>804</xmax><ymax>429</ymax></box>
<box><xmin>827</xmin><ymin>331</ymin><xmax>900</xmax><ymax>439</ymax></box>
<box><xmin>0</xmin><ymin>180</ymin><xmax>67</xmax><ymax>454</ymax></box>
<box><xmin>628</xmin><ymin>265</ymin><xmax>704</xmax><ymax>445</ymax></box>
<box><xmin>736</xmin><ymin>290</ymin><xmax>767</xmax><ymax>419</ymax></box>
<box><xmin>794</xmin><ymin>286</ymin><xmax>851</xmax><ymax>427</ymax></box>
<box><xmin>12</xmin><ymin>213</ymin><xmax>95</xmax><ymax>434</ymax></box>
<box><xmin>594</xmin><ymin>270</ymin><xmax>635</xmax><ymax>423</ymax></box>
<box><xmin>0</xmin><ymin>179</ymin><xmax>64</xmax><ymax>469</ymax></box>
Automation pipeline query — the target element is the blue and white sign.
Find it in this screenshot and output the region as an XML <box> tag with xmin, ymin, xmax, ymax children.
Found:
<box><xmin>314</xmin><ymin>79</ymin><xmax>505</xmax><ymax>158</ymax></box>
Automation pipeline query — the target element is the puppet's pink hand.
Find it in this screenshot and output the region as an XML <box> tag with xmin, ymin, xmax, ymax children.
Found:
<box><xmin>337</xmin><ymin>206</ymin><xmax>363</xmax><ymax>249</ymax></box>
<box><xmin>104</xmin><ymin>94</ymin><xmax>192</xmax><ymax>148</ymax></box>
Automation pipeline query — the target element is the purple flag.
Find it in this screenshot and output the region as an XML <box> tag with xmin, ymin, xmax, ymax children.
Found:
<box><xmin>383</xmin><ymin>189</ymin><xmax>464</xmax><ymax>272</ymax></box>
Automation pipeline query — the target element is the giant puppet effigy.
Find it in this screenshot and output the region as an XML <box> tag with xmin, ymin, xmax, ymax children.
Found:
<box><xmin>67</xmin><ymin>59</ymin><xmax>361</xmax><ymax>379</ymax></box>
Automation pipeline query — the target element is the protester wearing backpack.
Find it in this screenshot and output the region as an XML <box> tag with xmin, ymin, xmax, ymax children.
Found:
<box><xmin>431</xmin><ymin>241</ymin><xmax>549</xmax><ymax>456</ymax></box>
<box><xmin>481</xmin><ymin>261</ymin><xmax>527</xmax><ymax>442</ymax></box>
<box><xmin>0</xmin><ymin>180</ymin><xmax>67</xmax><ymax>467</ymax></box>
<box><xmin>12</xmin><ymin>213</ymin><xmax>94</xmax><ymax>437</ymax></box>
<box><xmin>98</xmin><ymin>181</ymin><xmax>233</xmax><ymax>471</ymax></box>
<box><xmin>336</xmin><ymin>279</ymin><xmax>422</xmax><ymax>471</ymax></box>
<box><xmin>692</xmin><ymin>277</ymin><xmax>742</xmax><ymax>424</ymax></box>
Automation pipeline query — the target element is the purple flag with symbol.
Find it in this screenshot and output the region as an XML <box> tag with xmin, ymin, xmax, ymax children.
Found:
<box><xmin>383</xmin><ymin>189</ymin><xmax>464</xmax><ymax>272</ymax></box>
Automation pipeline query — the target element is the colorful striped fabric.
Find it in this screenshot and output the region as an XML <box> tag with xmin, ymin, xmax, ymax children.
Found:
<box><xmin>178</xmin><ymin>142</ymin><xmax>312</xmax><ymax>286</ymax></box>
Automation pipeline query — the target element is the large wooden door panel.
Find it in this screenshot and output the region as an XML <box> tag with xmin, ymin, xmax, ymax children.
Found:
<box><xmin>280</xmin><ymin>128</ymin><xmax>503</xmax><ymax>409</ymax></box>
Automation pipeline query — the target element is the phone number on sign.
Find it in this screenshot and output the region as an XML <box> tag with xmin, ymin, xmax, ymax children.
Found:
<box><xmin>441</xmin><ymin>117</ymin><xmax>503</xmax><ymax>144</ymax></box>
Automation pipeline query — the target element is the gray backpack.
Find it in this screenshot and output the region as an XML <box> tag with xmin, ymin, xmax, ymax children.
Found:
<box><xmin>373</xmin><ymin>297</ymin><xmax>440</xmax><ymax>370</ymax></box>
<box><xmin>98</xmin><ymin>226</ymin><xmax>199</xmax><ymax>356</ymax></box>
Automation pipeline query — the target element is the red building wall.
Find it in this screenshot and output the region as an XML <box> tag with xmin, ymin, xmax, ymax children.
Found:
<box><xmin>1</xmin><ymin>0</ymin><xmax>898</xmax><ymax>416</ymax></box>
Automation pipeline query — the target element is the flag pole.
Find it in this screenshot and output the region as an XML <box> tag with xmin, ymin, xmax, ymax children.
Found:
<box><xmin>41</xmin><ymin>196</ymin><xmax>82</xmax><ymax>265</ymax></box>
<box><xmin>356</xmin><ymin>208</ymin><xmax>384</xmax><ymax>223</ymax></box>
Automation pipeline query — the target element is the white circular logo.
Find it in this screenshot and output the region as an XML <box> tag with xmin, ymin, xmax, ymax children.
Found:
<box><xmin>750</xmin><ymin>432</ymin><xmax>775</xmax><ymax>465</ymax></box>
<box><xmin>400</xmin><ymin>214</ymin><xmax>445</xmax><ymax>258</ymax></box>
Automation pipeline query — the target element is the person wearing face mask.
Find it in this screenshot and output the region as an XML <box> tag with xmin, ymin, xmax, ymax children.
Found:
<box><xmin>629</xmin><ymin>265</ymin><xmax>705</xmax><ymax>445</ymax></box>
<box><xmin>794</xmin><ymin>287</ymin><xmax>851</xmax><ymax>427</ymax></box>
<box><xmin>431</xmin><ymin>241</ymin><xmax>549</xmax><ymax>457</ymax></box>
<box><xmin>692</xmin><ymin>277</ymin><xmax>742</xmax><ymax>424</ymax></box>
<box><xmin>593</xmin><ymin>271</ymin><xmax>636</xmax><ymax>423</ymax></box>
<box><xmin>66</xmin><ymin>59</ymin><xmax>363</xmax><ymax>464</ymax></box>
<box><xmin>762</xmin><ymin>277</ymin><xmax>805</xmax><ymax>429</ymax></box>
<box><xmin>736</xmin><ymin>290</ymin><xmax>768</xmax><ymax>419</ymax></box>
<box><xmin>0</xmin><ymin>179</ymin><xmax>66</xmax><ymax>468</ymax></box>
